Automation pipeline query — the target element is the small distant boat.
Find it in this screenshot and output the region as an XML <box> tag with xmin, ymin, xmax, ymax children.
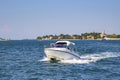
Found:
<box><xmin>102</xmin><ymin>36</ymin><xmax>109</xmax><ymax>40</ymax></box>
<box><xmin>44</xmin><ymin>41</ymin><xmax>80</xmax><ymax>61</ymax></box>
<box><xmin>0</xmin><ymin>38</ymin><xmax>9</xmax><ymax>41</ymax></box>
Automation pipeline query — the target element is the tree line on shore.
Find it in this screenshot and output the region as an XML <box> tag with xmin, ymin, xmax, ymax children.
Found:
<box><xmin>36</xmin><ymin>32</ymin><xmax>120</xmax><ymax>40</ymax></box>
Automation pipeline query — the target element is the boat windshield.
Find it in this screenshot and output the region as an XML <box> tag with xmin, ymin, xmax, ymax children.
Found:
<box><xmin>55</xmin><ymin>42</ymin><xmax>67</xmax><ymax>48</ymax></box>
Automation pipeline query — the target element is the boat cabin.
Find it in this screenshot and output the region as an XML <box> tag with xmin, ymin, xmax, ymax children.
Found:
<box><xmin>50</xmin><ymin>41</ymin><xmax>76</xmax><ymax>51</ymax></box>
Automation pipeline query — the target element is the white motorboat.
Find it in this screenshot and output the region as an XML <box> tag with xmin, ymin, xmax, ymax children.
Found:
<box><xmin>44</xmin><ymin>41</ymin><xmax>80</xmax><ymax>61</ymax></box>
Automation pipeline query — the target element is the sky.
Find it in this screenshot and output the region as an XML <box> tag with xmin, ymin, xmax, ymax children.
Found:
<box><xmin>0</xmin><ymin>0</ymin><xmax>120</xmax><ymax>40</ymax></box>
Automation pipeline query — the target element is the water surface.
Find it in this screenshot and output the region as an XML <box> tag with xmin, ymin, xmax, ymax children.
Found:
<box><xmin>0</xmin><ymin>40</ymin><xmax>120</xmax><ymax>80</ymax></box>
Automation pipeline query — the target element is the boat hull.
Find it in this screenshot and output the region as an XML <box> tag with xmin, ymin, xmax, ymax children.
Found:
<box><xmin>44</xmin><ymin>48</ymin><xmax>80</xmax><ymax>61</ymax></box>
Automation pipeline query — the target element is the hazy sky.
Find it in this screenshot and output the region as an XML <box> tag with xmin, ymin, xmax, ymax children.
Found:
<box><xmin>0</xmin><ymin>0</ymin><xmax>120</xmax><ymax>40</ymax></box>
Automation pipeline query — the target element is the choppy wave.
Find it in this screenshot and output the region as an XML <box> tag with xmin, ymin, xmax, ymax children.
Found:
<box><xmin>1</xmin><ymin>40</ymin><xmax>120</xmax><ymax>80</ymax></box>
<box><xmin>40</xmin><ymin>52</ymin><xmax>120</xmax><ymax>64</ymax></box>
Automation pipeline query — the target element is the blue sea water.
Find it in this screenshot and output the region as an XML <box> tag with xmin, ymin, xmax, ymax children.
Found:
<box><xmin>0</xmin><ymin>40</ymin><xmax>120</xmax><ymax>80</ymax></box>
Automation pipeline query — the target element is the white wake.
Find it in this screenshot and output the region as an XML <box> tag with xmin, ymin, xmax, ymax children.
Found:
<box><xmin>40</xmin><ymin>52</ymin><xmax>120</xmax><ymax>64</ymax></box>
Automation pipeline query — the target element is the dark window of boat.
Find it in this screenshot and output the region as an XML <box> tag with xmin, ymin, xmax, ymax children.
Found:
<box><xmin>56</xmin><ymin>42</ymin><xmax>67</xmax><ymax>47</ymax></box>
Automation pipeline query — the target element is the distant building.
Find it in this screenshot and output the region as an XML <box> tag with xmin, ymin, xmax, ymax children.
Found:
<box><xmin>87</xmin><ymin>35</ymin><xmax>95</xmax><ymax>40</ymax></box>
<box><xmin>82</xmin><ymin>36</ymin><xmax>86</xmax><ymax>40</ymax></box>
<box><xmin>72</xmin><ymin>36</ymin><xmax>76</xmax><ymax>39</ymax></box>
<box><xmin>57</xmin><ymin>36</ymin><xmax>61</xmax><ymax>40</ymax></box>
<box><xmin>49</xmin><ymin>36</ymin><xmax>53</xmax><ymax>40</ymax></box>
<box><xmin>41</xmin><ymin>36</ymin><xmax>53</xmax><ymax>40</ymax></box>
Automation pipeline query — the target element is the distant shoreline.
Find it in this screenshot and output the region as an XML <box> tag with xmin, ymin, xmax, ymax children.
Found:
<box><xmin>36</xmin><ymin>38</ymin><xmax>120</xmax><ymax>41</ymax></box>
<box><xmin>36</xmin><ymin>32</ymin><xmax>120</xmax><ymax>41</ymax></box>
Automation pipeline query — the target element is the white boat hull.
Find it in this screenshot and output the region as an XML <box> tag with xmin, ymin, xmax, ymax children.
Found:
<box><xmin>44</xmin><ymin>48</ymin><xmax>80</xmax><ymax>61</ymax></box>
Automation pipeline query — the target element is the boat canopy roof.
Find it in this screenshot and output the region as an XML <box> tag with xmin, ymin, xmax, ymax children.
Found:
<box><xmin>56</xmin><ymin>41</ymin><xmax>75</xmax><ymax>46</ymax></box>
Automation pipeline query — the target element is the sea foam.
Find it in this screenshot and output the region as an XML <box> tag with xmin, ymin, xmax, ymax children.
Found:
<box><xmin>60</xmin><ymin>52</ymin><xmax>120</xmax><ymax>64</ymax></box>
<box><xmin>40</xmin><ymin>52</ymin><xmax>120</xmax><ymax>64</ymax></box>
